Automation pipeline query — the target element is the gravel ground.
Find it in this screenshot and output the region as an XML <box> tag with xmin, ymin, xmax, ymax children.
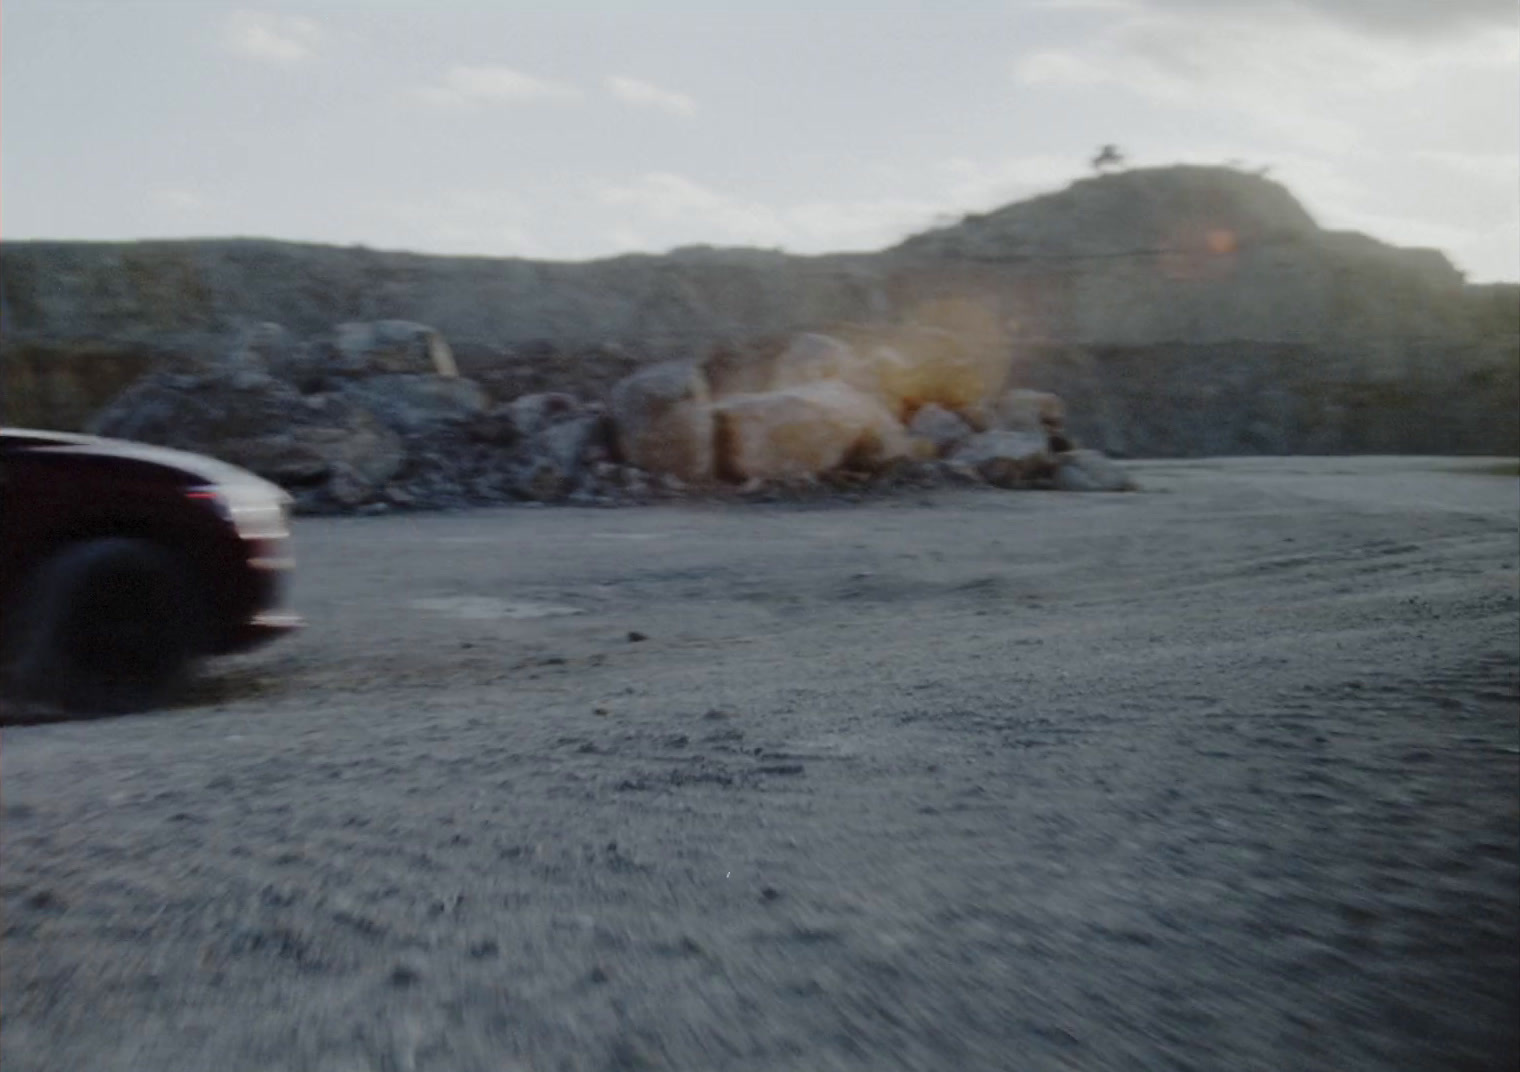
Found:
<box><xmin>2</xmin><ymin>456</ymin><xmax>1517</xmax><ymax>1072</ymax></box>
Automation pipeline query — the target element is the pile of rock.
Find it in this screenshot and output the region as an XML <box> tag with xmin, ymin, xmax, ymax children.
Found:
<box><xmin>88</xmin><ymin>315</ymin><xmax>1134</xmax><ymax>515</ymax></box>
<box><xmin>89</xmin><ymin>320</ymin><xmax>618</xmax><ymax>514</ymax></box>
<box><xmin>610</xmin><ymin>308</ymin><xmax>1135</xmax><ymax>496</ymax></box>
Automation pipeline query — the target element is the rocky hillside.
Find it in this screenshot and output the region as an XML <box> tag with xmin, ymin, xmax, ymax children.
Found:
<box><xmin>4</xmin><ymin>165</ymin><xmax>1516</xmax><ymax>456</ymax></box>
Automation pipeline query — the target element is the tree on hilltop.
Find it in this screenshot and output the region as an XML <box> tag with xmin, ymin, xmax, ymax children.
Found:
<box><xmin>1091</xmin><ymin>144</ymin><xmax>1125</xmax><ymax>172</ymax></box>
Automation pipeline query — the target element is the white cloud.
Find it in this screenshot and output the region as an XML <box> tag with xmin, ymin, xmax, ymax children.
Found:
<box><xmin>597</xmin><ymin>173</ymin><xmax>780</xmax><ymax>244</ymax></box>
<box><xmin>1020</xmin><ymin>12</ymin><xmax>1358</xmax><ymax>147</ymax></box>
<box><xmin>1414</xmin><ymin>150</ymin><xmax>1520</xmax><ymax>186</ymax></box>
<box><xmin>1116</xmin><ymin>0</ymin><xmax>1517</xmax><ymax>39</ymax></box>
<box><xmin>606</xmin><ymin>76</ymin><xmax>697</xmax><ymax>117</ymax></box>
<box><xmin>1016</xmin><ymin>6</ymin><xmax>1518</xmax><ymax>153</ymax></box>
<box><xmin>1032</xmin><ymin>0</ymin><xmax>1142</xmax><ymax>12</ymax></box>
<box><xmin>150</xmin><ymin>188</ymin><xmax>211</xmax><ymax>214</ymax></box>
<box><xmin>606</xmin><ymin>225</ymin><xmax>652</xmax><ymax>254</ymax></box>
<box><xmin>416</xmin><ymin>65</ymin><xmax>580</xmax><ymax>107</ymax></box>
<box><xmin>224</xmin><ymin>10</ymin><xmax>321</xmax><ymax>64</ymax></box>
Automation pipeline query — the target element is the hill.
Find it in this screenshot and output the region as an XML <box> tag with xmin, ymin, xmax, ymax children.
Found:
<box><xmin>3</xmin><ymin>165</ymin><xmax>1516</xmax><ymax>456</ymax></box>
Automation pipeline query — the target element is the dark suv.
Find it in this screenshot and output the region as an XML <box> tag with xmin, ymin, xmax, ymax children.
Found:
<box><xmin>0</xmin><ymin>428</ymin><xmax>301</xmax><ymax>714</ymax></box>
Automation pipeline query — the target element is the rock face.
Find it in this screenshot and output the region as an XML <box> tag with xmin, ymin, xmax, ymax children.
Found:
<box><xmin>4</xmin><ymin>166</ymin><xmax>1516</xmax><ymax>456</ymax></box>
<box><xmin>0</xmin><ymin>340</ymin><xmax>160</xmax><ymax>430</ymax></box>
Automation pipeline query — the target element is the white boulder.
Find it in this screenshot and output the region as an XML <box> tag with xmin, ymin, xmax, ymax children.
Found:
<box><xmin>950</xmin><ymin>430</ymin><xmax>1053</xmax><ymax>489</ymax></box>
<box><xmin>1054</xmin><ymin>449</ymin><xmax>1136</xmax><ymax>492</ymax></box>
<box><xmin>714</xmin><ymin>380</ymin><xmax>909</xmax><ymax>481</ymax></box>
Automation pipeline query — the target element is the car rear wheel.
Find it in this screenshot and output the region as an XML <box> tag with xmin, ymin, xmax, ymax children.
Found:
<box><xmin>2</xmin><ymin>538</ymin><xmax>204</xmax><ymax>714</ymax></box>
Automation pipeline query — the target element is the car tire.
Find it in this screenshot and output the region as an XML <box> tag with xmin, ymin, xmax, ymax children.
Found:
<box><xmin>2</xmin><ymin>538</ymin><xmax>204</xmax><ymax>715</ymax></box>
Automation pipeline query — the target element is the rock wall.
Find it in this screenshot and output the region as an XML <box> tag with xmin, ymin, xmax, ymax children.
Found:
<box><xmin>0</xmin><ymin>340</ymin><xmax>164</xmax><ymax>431</ymax></box>
<box><xmin>4</xmin><ymin>166</ymin><xmax>1516</xmax><ymax>456</ymax></box>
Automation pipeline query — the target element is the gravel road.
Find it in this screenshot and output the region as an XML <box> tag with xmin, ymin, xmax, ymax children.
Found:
<box><xmin>3</xmin><ymin>457</ymin><xmax>1517</xmax><ymax>1072</ymax></box>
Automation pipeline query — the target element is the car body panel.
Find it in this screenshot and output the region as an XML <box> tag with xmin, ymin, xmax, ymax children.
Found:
<box><xmin>0</xmin><ymin>428</ymin><xmax>301</xmax><ymax>656</ymax></box>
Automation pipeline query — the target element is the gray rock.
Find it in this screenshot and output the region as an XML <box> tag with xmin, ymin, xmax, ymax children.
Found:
<box><xmin>1054</xmin><ymin>449</ymin><xmax>1136</xmax><ymax>492</ymax></box>
<box><xmin>950</xmin><ymin>431</ymin><xmax>1053</xmax><ymax>489</ymax></box>
<box><xmin>609</xmin><ymin>363</ymin><xmax>714</xmax><ymax>484</ymax></box>
<box><xmin>465</xmin><ymin>404</ymin><xmax>522</xmax><ymax>447</ymax></box>
<box><xmin>990</xmin><ymin>389</ymin><xmax>1066</xmax><ymax>436</ymax></box>
<box><xmin>339</xmin><ymin>374</ymin><xmax>488</xmax><ymax>434</ymax></box>
<box><xmin>289</xmin><ymin>408</ymin><xmax>405</xmax><ymax>489</ymax></box>
<box><xmin>907</xmin><ymin>403</ymin><xmax>974</xmax><ymax>456</ymax></box>
<box><xmin>589</xmin><ymin>461</ymin><xmax>624</xmax><ymax>486</ymax></box>
<box><xmin>327</xmin><ymin>463</ymin><xmax>372</xmax><ymax>507</ymax></box>
<box><xmin>535</xmin><ymin>413</ymin><xmax>612</xmax><ymax>477</ymax></box>
<box><xmin>89</xmin><ymin>369</ymin><xmax>406</xmax><ymax>495</ymax></box>
<box><xmin>218</xmin><ymin>434</ymin><xmax>331</xmax><ymax>486</ymax></box>
<box><xmin>90</xmin><ymin>370</ymin><xmax>303</xmax><ymax>445</ymax></box>
<box><xmin>934</xmin><ymin>460</ymin><xmax>985</xmax><ymax>485</ymax></box>
<box><xmin>507</xmin><ymin>392</ymin><xmax>582</xmax><ymax>439</ymax></box>
<box><xmin>215</xmin><ymin>322</ymin><xmax>292</xmax><ymax>375</ymax></box>
<box><xmin>514</xmin><ymin>457</ymin><xmax>570</xmax><ymax>502</ymax></box>
<box><xmin>331</xmin><ymin>320</ymin><xmax>457</xmax><ymax>377</ymax></box>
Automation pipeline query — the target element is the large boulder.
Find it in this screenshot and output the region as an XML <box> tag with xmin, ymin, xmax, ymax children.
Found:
<box><xmin>465</xmin><ymin>403</ymin><xmax>523</xmax><ymax>446</ymax></box>
<box><xmin>907</xmin><ymin>403</ymin><xmax>974</xmax><ymax>456</ymax></box>
<box><xmin>714</xmin><ymin>380</ymin><xmax>910</xmax><ymax>481</ymax></box>
<box><xmin>831</xmin><ymin>323</ymin><xmax>1009</xmax><ymax>419</ymax></box>
<box><xmin>339</xmin><ymin>374</ymin><xmax>489</xmax><ymax>434</ymax></box>
<box><xmin>1054</xmin><ymin>449</ymin><xmax>1136</xmax><ymax>492</ymax></box>
<box><xmin>769</xmin><ymin>332</ymin><xmax>881</xmax><ymax>397</ymax></box>
<box><xmin>293</xmin><ymin>393</ymin><xmax>405</xmax><ymax>481</ymax></box>
<box><xmin>507</xmin><ymin>392</ymin><xmax>583</xmax><ymax>439</ymax></box>
<box><xmin>89</xmin><ymin>370</ymin><xmax>405</xmax><ymax>502</ymax></box>
<box><xmin>91</xmin><ymin>369</ymin><xmax>304</xmax><ymax>446</ymax></box>
<box><xmin>214</xmin><ymin>322</ymin><xmax>292</xmax><ymax>375</ymax></box>
<box><xmin>950</xmin><ymin>430</ymin><xmax>1053</xmax><ymax>489</ymax></box>
<box><xmin>535</xmin><ymin>412</ymin><xmax>615</xmax><ymax>477</ymax></box>
<box><xmin>332</xmin><ymin>320</ymin><xmax>458</xmax><ymax>377</ymax></box>
<box><xmin>990</xmin><ymin>388</ymin><xmax>1066</xmax><ymax>434</ymax></box>
<box><xmin>257</xmin><ymin>321</ymin><xmax>458</xmax><ymax>392</ymax></box>
<box><xmin>511</xmin><ymin>456</ymin><xmax>573</xmax><ymax>503</ymax></box>
<box><xmin>988</xmin><ymin>387</ymin><xmax>1073</xmax><ymax>451</ymax></box>
<box><xmin>609</xmin><ymin>362</ymin><xmax>715</xmax><ymax>483</ymax></box>
<box><xmin>703</xmin><ymin>338</ymin><xmax>785</xmax><ymax>399</ymax></box>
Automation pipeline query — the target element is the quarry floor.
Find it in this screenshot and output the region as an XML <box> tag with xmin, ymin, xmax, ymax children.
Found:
<box><xmin>3</xmin><ymin>457</ymin><xmax>1518</xmax><ymax>1072</ymax></box>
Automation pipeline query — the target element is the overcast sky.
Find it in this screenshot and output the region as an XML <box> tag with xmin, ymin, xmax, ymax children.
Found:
<box><xmin>3</xmin><ymin>0</ymin><xmax>1517</xmax><ymax>280</ymax></box>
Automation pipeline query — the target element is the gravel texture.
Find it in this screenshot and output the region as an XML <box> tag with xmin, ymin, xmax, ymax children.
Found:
<box><xmin>2</xmin><ymin>456</ymin><xmax>1517</xmax><ymax>1072</ymax></box>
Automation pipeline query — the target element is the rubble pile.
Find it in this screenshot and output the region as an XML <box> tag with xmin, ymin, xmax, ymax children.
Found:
<box><xmin>88</xmin><ymin>315</ymin><xmax>1134</xmax><ymax>515</ymax></box>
